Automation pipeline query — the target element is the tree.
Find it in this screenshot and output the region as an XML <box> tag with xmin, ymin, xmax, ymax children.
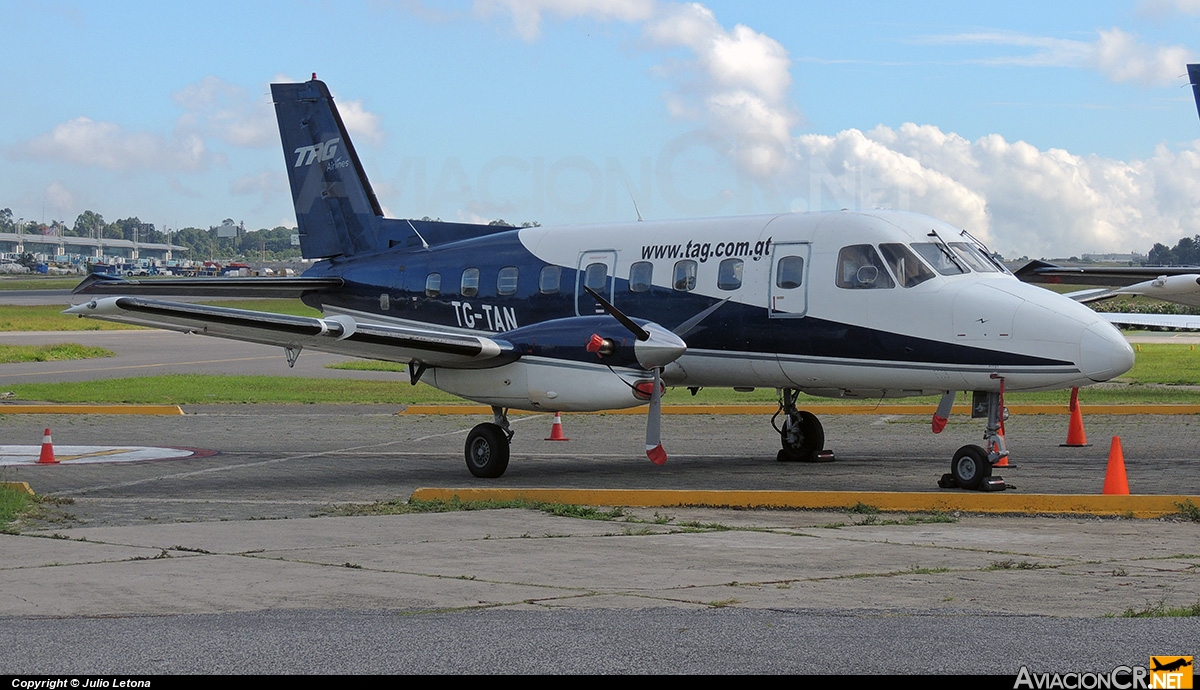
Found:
<box><xmin>72</xmin><ymin>210</ymin><xmax>105</xmax><ymax>238</ymax></box>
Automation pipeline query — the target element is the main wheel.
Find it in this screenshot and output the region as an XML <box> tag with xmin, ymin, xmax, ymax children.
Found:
<box><xmin>465</xmin><ymin>423</ymin><xmax>510</xmax><ymax>478</ymax></box>
<box><xmin>777</xmin><ymin>410</ymin><xmax>825</xmax><ymax>462</ymax></box>
<box><xmin>951</xmin><ymin>444</ymin><xmax>992</xmax><ymax>490</ymax></box>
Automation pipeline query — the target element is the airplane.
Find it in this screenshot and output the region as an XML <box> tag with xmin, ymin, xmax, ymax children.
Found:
<box><xmin>65</xmin><ymin>75</ymin><xmax>1136</xmax><ymax>487</ymax></box>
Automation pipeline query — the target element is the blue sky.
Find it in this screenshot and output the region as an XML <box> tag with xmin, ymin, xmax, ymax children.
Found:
<box><xmin>3</xmin><ymin>0</ymin><xmax>1199</xmax><ymax>257</ymax></box>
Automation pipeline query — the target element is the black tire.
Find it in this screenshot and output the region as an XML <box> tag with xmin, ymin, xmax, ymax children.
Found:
<box><xmin>465</xmin><ymin>423</ymin><xmax>510</xmax><ymax>478</ymax></box>
<box><xmin>778</xmin><ymin>411</ymin><xmax>825</xmax><ymax>462</ymax></box>
<box><xmin>951</xmin><ymin>444</ymin><xmax>992</xmax><ymax>490</ymax></box>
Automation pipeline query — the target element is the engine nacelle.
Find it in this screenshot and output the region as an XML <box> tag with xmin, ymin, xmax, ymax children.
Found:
<box><xmin>428</xmin><ymin>359</ymin><xmax>651</xmax><ymax>412</ymax></box>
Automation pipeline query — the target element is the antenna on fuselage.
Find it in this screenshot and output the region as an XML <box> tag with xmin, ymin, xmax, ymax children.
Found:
<box><xmin>625</xmin><ymin>181</ymin><xmax>644</xmax><ymax>222</ymax></box>
<box><xmin>406</xmin><ymin>219</ymin><xmax>430</xmax><ymax>249</ymax></box>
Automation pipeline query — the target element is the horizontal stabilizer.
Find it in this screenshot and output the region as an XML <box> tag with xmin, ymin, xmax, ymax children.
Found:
<box><xmin>1099</xmin><ymin>312</ymin><xmax>1200</xmax><ymax>330</ymax></box>
<box><xmin>72</xmin><ymin>273</ymin><xmax>344</xmax><ymax>298</ymax></box>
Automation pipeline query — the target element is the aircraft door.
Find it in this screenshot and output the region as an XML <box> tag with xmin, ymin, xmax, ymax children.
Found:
<box><xmin>768</xmin><ymin>242</ymin><xmax>810</xmax><ymax>318</ymax></box>
<box><xmin>576</xmin><ymin>250</ymin><xmax>617</xmax><ymax>316</ymax></box>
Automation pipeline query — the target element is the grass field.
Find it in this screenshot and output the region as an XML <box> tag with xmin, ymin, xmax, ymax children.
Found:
<box><xmin>0</xmin><ymin>343</ymin><xmax>114</xmax><ymax>363</ymax></box>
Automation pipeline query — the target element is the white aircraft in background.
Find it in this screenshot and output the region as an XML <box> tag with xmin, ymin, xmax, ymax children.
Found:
<box><xmin>67</xmin><ymin>76</ymin><xmax>1135</xmax><ymax>488</ymax></box>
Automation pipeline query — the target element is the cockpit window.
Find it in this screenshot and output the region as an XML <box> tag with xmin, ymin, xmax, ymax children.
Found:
<box><xmin>879</xmin><ymin>243</ymin><xmax>936</xmax><ymax>288</ymax></box>
<box><xmin>949</xmin><ymin>242</ymin><xmax>999</xmax><ymax>273</ymax></box>
<box><xmin>836</xmin><ymin>244</ymin><xmax>894</xmax><ymax>289</ymax></box>
<box><xmin>911</xmin><ymin>243</ymin><xmax>968</xmax><ymax>276</ymax></box>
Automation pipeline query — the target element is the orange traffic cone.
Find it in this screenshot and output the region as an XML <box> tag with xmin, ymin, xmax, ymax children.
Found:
<box><xmin>1061</xmin><ymin>387</ymin><xmax>1089</xmax><ymax>447</ymax></box>
<box><xmin>1102</xmin><ymin>436</ymin><xmax>1129</xmax><ymax>495</ymax></box>
<box><xmin>544</xmin><ymin>412</ymin><xmax>570</xmax><ymax>441</ymax></box>
<box><xmin>38</xmin><ymin>428</ymin><xmax>58</xmax><ymax>464</ymax></box>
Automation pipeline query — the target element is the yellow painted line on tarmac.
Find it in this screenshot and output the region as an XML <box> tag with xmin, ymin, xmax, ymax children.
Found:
<box><xmin>399</xmin><ymin>404</ymin><xmax>1200</xmax><ymax>416</ymax></box>
<box><xmin>55</xmin><ymin>448</ymin><xmax>131</xmax><ymax>461</ymax></box>
<box><xmin>410</xmin><ymin>488</ymin><xmax>1200</xmax><ymax>519</ymax></box>
<box><xmin>1</xmin><ymin>481</ymin><xmax>33</xmax><ymax>495</ymax></box>
<box><xmin>0</xmin><ymin>405</ymin><xmax>184</xmax><ymax>415</ymax></box>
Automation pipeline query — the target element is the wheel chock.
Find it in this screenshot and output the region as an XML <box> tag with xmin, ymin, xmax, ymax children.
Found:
<box><xmin>937</xmin><ymin>473</ymin><xmax>1009</xmax><ymax>491</ymax></box>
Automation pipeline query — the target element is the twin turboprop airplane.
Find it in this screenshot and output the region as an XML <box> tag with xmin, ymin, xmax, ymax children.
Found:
<box><xmin>67</xmin><ymin>77</ymin><xmax>1136</xmax><ymax>486</ymax></box>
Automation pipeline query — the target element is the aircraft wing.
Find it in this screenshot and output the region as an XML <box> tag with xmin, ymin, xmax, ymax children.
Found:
<box><xmin>64</xmin><ymin>296</ymin><xmax>515</xmax><ymax>368</ymax></box>
<box><xmin>72</xmin><ymin>273</ymin><xmax>345</xmax><ymax>298</ymax></box>
<box><xmin>1098</xmin><ymin>312</ymin><xmax>1200</xmax><ymax>330</ymax></box>
<box><xmin>1014</xmin><ymin>260</ymin><xmax>1200</xmax><ymax>287</ymax></box>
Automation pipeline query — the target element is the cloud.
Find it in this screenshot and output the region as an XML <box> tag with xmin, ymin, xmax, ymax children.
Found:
<box><xmin>42</xmin><ymin>181</ymin><xmax>76</xmax><ymax>219</ymax></box>
<box><xmin>1137</xmin><ymin>0</ymin><xmax>1200</xmax><ymax>17</ymax></box>
<box><xmin>921</xmin><ymin>29</ymin><xmax>1196</xmax><ymax>87</ymax></box>
<box><xmin>14</xmin><ymin>117</ymin><xmax>220</xmax><ymax>172</ymax></box>
<box><xmin>337</xmin><ymin>99</ymin><xmax>386</xmax><ymax>146</ymax></box>
<box><xmin>173</xmin><ymin>76</ymin><xmax>276</xmax><ymax>148</ymax></box>
<box><xmin>230</xmin><ymin>171</ymin><xmax>288</xmax><ymax>208</ymax></box>
<box><xmin>792</xmin><ymin>123</ymin><xmax>1200</xmax><ymax>257</ymax></box>
<box><xmin>472</xmin><ymin>0</ymin><xmax>655</xmax><ymax>41</ymax></box>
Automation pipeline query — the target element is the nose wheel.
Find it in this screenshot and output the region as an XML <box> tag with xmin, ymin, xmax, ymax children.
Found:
<box><xmin>773</xmin><ymin>389</ymin><xmax>832</xmax><ymax>462</ymax></box>
<box><xmin>940</xmin><ymin>389</ymin><xmax>1008</xmax><ymax>491</ymax></box>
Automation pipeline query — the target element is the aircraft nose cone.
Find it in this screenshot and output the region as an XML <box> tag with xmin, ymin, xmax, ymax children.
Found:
<box><xmin>1079</xmin><ymin>322</ymin><xmax>1135</xmax><ymax>382</ymax></box>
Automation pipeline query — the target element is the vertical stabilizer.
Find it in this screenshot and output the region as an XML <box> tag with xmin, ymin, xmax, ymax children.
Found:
<box><xmin>272</xmin><ymin>78</ymin><xmax>383</xmax><ymax>259</ymax></box>
<box><xmin>1189</xmin><ymin>64</ymin><xmax>1200</xmax><ymax>124</ymax></box>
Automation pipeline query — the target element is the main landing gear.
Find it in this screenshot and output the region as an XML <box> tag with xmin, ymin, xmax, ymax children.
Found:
<box><xmin>465</xmin><ymin>406</ymin><xmax>513</xmax><ymax>478</ymax></box>
<box><xmin>773</xmin><ymin>388</ymin><xmax>834</xmax><ymax>463</ymax></box>
<box><xmin>942</xmin><ymin>390</ymin><xmax>1008</xmax><ymax>491</ymax></box>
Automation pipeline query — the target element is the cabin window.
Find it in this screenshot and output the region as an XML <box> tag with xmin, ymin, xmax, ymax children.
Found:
<box><xmin>497</xmin><ymin>266</ymin><xmax>519</xmax><ymax>296</ymax></box>
<box><xmin>910</xmin><ymin>243</ymin><xmax>968</xmax><ymax>276</ymax></box>
<box><xmin>949</xmin><ymin>242</ymin><xmax>999</xmax><ymax>273</ymax></box>
<box><xmin>717</xmin><ymin>258</ymin><xmax>743</xmax><ymax>291</ymax></box>
<box><xmin>879</xmin><ymin>243</ymin><xmax>936</xmax><ymax>288</ymax></box>
<box><xmin>584</xmin><ymin>262</ymin><xmax>608</xmax><ymax>291</ymax></box>
<box><xmin>673</xmin><ymin>260</ymin><xmax>697</xmax><ymax>291</ymax></box>
<box><xmin>425</xmin><ymin>272</ymin><xmax>441</xmax><ymax>297</ymax></box>
<box><xmin>461</xmin><ymin>267</ymin><xmax>480</xmax><ymax>297</ymax></box>
<box><xmin>629</xmin><ymin>261</ymin><xmax>653</xmax><ymax>292</ymax></box>
<box><xmin>539</xmin><ymin>265</ymin><xmax>561</xmax><ymax>294</ymax></box>
<box><xmin>775</xmin><ymin>256</ymin><xmax>804</xmax><ymax>289</ymax></box>
<box><xmin>836</xmin><ymin>244</ymin><xmax>895</xmax><ymax>289</ymax></box>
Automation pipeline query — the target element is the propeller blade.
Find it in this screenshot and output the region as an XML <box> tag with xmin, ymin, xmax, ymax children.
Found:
<box><xmin>583</xmin><ymin>285</ymin><xmax>649</xmax><ymax>341</ymax></box>
<box><xmin>646</xmin><ymin>367</ymin><xmax>666</xmax><ymax>465</ymax></box>
<box><xmin>673</xmin><ymin>297</ymin><xmax>729</xmax><ymax>338</ymax></box>
<box><xmin>932</xmin><ymin>390</ymin><xmax>956</xmax><ymax>434</ymax></box>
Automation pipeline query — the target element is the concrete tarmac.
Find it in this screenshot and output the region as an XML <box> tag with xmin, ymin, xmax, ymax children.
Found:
<box><xmin>2</xmin><ymin>307</ymin><xmax>1199</xmax><ymax>673</ymax></box>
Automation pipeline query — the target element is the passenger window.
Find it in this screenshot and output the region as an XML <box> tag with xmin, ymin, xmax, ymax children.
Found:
<box><xmin>497</xmin><ymin>266</ymin><xmax>519</xmax><ymax>296</ymax></box>
<box><xmin>717</xmin><ymin>258</ymin><xmax>743</xmax><ymax>291</ymax></box>
<box><xmin>539</xmin><ymin>265</ymin><xmax>561</xmax><ymax>294</ymax></box>
<box><xmin>775</xmin><ymin>256</ymin><xmax>804</xmax><ymax>289</ymax></box>
<box><xmin>673</xmin><ymin>260</ymin><xmax>697</xmax><ymax>291</ymax></box>
<box><xmin>425</xmin><ymin>272</ymin><xmax>441</xmax><ymax>297</ymax></box>
<box><xmin>629</xmin><ymin>261</ymin><xmax>653</xmax><ymax>292</ymax></box>
<box><xmin>584</xmin><ymin>262</ymin><xmax>608</xmax><ymax>291</ymax></box>
<box><xmin>879</xmin><ymin>243</ymin><xmax>936</xmax><ymax>288</ymax></box>
<box><xmin>911</xmin><ymin>243</ymin><xmax>968</xmax><ymax>275</ymax></box>
<box><xmin>461</xmin><ymin>267</ymin><xmax>479</xmax><ymax>297</ymax></box>
<box><xmin>836</xmin><ymin>245</ymin><xmax>895</xmax><ymax>289</ymax></box>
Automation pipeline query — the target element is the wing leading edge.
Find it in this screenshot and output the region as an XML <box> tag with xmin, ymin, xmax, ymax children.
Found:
<box><xmin>64</xmin><ymin>297</ymin><xmax>516</xmax><ymax>369</ymax></box>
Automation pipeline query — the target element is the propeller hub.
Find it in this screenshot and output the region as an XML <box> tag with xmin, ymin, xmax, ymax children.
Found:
<box><xmin>633</xmin><ymin>326</ymin><xmax>687</xmax><ymax>369</ymax></box>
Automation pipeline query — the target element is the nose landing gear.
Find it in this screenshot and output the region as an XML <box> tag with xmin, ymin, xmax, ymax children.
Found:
<box><xmin>940</xmin><ymin>389</ymin><xmax>1009</xmax><ymax>491</ymax></box>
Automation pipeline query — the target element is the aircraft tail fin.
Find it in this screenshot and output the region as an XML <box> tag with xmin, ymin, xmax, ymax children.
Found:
<box><xmin>272</xmin><ymin>77</ymin><xmax>383</xmax><ymax>259</ymax></box>
<box><xmin>1190</xmin><ymin>64</ymin><xmax>1200</xmax><ymax>124</ymax></box>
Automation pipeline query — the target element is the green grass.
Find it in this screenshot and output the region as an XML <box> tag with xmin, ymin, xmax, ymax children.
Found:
<box><xmin>327</xmin><ymin>497</ymin><xmax>627</xmax><ymax>520</ymax></box>
<box><xmin>1116</xmin><ymin>599</ymin><xmax>1200</xmax><ymax>618</ymax></box>
<box><xmin>0</xmin><ymin>484</ymin><xmax>35</xmax><ymax>533</ymax></box>
<box><xmin>0</xmin><ymin>299</ymin><xmax>318</xmax><ymax>332</ymax></box>
<box><xmin>0</xmin><ymin>343</ymin><xmax>114</xmax><ymax>363</ymax></box>
<box><xmin>6</xmin><ymin>374</ymin><xmax>461</xmax><ymax>405</ymax></box>
<box><xmin>0</xmin><ymin>277</ymin><xmax>83</xmax><ymax>291</ymax></box>
<box><xmin>325</xmin><ymin>360</ymin><xmax>408</xmax><ymax>372</ymax></box>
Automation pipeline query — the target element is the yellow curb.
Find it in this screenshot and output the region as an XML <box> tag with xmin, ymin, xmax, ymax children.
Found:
<box><xmin>0</xmin><ymin>405</ymin><xmax>185</xmax><ymax>415</ymax></box>
<box><xmin>0</xmin><ymin>481</ymin><xmax>34</xmax><ymax>495</ymax></box>
<box><xmin>410</xmin><ymin>488</ymin><xmax>1200</xmax><ymax>519</ymax></box>
<box><xmin>399</xmin><ymin>404</ymin><xmax>1200</xmax><ymax>416</ymax></box>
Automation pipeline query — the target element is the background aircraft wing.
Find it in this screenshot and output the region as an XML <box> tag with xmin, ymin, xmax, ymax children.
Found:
<box><xmin>1098</xmin><ymin>312</ymin><xmax>1200</xmax><ymax>330</ymax></box>
<box><xmin>73</xmin><ymin>273</ymin><xmax>345</xmax><ymax>298</ymax></box>
<box><xmin>64</xmin><ymin>297</ymin><xmax>515</xmax><ymax>368</ymax></box>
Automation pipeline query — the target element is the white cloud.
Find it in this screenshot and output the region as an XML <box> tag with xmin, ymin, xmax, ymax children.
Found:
<box><xmin>173</xmin><ymin>76</ymin><xmax>276</xmax><ymax>148</ymax></box>
<box><xmin>42</xmin><ymin>181</ymin><xmax>76</xmax><ymax>219</ymax></box>
<box><xmin>922</xmin><ymin>29</ymin><xmax>1196</xmax><ymax>87</ymax></box>
<box><xmin>1138</xmin><ymin>0</ymin><xmax>1200</xmax><ymax>17</ymax></box>
<box><xmin>792</xmin><ymin>124</ymin><xmax>1200</xmax><ymax>257</ymax></box>
<box><xmin>337</xmin><ymin>99</ymin><xmax>386</xmax><ymax>146</ymax></box>
<box><xmin>472</xmin><ymin>0</ymin><xmax>655</xmax><ymax>41</ymax></box>
<box><xmin>15</xmin><ymin>117</ymin><xmax>220</xmax><ymax>172</ymax></box>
